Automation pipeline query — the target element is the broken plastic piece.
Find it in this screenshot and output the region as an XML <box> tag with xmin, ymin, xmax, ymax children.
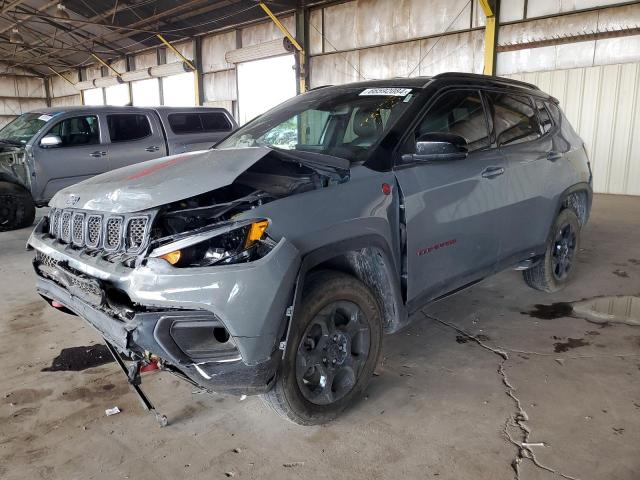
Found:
<box><xmin>105</xmin><ymin>406</ymin><xmax>121</xmax><ymax>416</ymax></box>
<box><xmin>521</xmin><ymin>442</ymin><xmax>546</xmax><ymax>448</ymax></box>
<box><xmin>155</xmin><ymin>411</ymin><xmax>168</xmax><ymax>427</ymax></box>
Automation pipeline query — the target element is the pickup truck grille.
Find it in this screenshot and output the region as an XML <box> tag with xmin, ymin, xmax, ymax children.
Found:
<box><xmin>48</xmin><ymin>208</ymin><xmax>152</xmax><ymax>254</ymax></box>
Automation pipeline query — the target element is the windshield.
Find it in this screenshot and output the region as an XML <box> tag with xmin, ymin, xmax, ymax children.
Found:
<box><xmin>217</xmin><ymin>86</ymin><xmax>419</xmax><ymax>163</ymax></box>
<box><xmin>0</xmin><ymin>112</ymin><xmax>49</xmax><ymax>145</ymax></box>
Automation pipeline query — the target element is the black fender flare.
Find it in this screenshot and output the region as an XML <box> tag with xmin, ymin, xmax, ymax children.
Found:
<box><xmin>280</xmin><ymin>235</ymin><xmax>408</xmax><ymax>351</ymax></box>
<box><xmin>0</xmin><ymin>172</ymin><xmax>29</xmax><ymax>191</ymax></box>
<box><xmin>554</xmin><ymin>182</ymin><xmax>592</xmax><ymax>225</ymax></box>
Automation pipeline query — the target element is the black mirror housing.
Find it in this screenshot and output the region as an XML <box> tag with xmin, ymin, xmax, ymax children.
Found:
<box><xmin>403</xmin><ymin>132</ymin><xmax>469</xmax><ymax>163</ymax></box>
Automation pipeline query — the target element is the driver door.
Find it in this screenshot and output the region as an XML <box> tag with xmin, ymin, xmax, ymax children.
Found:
<box><xmin>32</xmin><ymin>114</ymin><xmax>107</xmax><ymax>202</ymax></box>
<box><xmin>394</xmin><ymin>89</ymin><xmax>508</xmax><ymax>308</ymax></box>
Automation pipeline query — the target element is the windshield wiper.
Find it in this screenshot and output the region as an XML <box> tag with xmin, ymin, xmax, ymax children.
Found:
<box><xmin>268</xmin><ymin>146</ymin><xmax>349</xmax><ymax>171</ymax></box>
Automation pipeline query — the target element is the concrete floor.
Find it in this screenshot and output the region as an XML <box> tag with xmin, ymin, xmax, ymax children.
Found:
<box><xmin>1</xmin><ymin>194</ymin><xmax>639</xmax><ymax>480</ymax></box>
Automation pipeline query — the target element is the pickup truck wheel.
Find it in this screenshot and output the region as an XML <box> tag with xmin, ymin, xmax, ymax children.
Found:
<box><xmin>262</xmin><ymin>270</ymin><xmax>382</xmax><ymax>425</ymax></box>
<box><xmin>0</xmin><ymin>181</ymin><xmax>35</xmax><ymax>232</ymax></box>
<box><xmin>523</xmin><ymin>209</ymin><xmax>580</xmax><ymax>293</ymax></box>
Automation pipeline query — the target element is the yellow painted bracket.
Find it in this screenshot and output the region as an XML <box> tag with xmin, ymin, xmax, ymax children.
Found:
<box><xmin>48</xmin><ymin>66</ymin><xmax>76</xmax><ymax>86</ymax></box>
<box><xmin>91</xmin><ymin>53</ymin><xmax>122</xmax><ymax>77</ymax></box>
<box><xmin>259</xmin><ymin>1</ymin><xmax>306</xmax><ymax>93</ymax></box>
<box><xmin>479</xmin><ymin>0</ymin><xmax>497</xmax><ymax>75</ymax></box>
<box><xmin>259</xmin><ymin>2</ymin><xmax>302</xmax><ymax>52</ymax></box>
<box><xmin>156</xmin><ymin>34</ymin><xmax>196</xmax><ymax>71</ymax></box>
<box><xmin>156</xmin><ymin>34</ymin><xmax>200</xmax><ymax>104</ymax></box>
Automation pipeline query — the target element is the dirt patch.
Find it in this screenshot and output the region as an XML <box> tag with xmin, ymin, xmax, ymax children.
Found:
<box><xmin>60</xmin><ymin>381</ymin><xmax>129</xmax><ymax>403</ymax></box>
<box><xmin>3</xmin><ymin>388</ymin><xmax>52</xmax><ymax>405</ymax></box>
<box><xmin>523</xmin><ymin>303</ymin><xmax>574</xmax><ymax>320</ymax></box>
<box><xmin>5</xmin><ymin>301</ymin><xmax>48</xmax><ymax>334</ymax></box>
<box><xmin>554</xmin><ymin>338</ymin><xmax>590</xmax><ymax>353</ymax></box>
<box><xmin>42</xmin><ymin>345</ymin><xmax>114</xmax><ymax>372</ymax></box>
<box><xmin>612</xmin><ymin>269</ymin><xmax>629</xmax><ymax>278</ymax></box>
<box><xmin>8</xmin><ymin>407</ymin><xmax>39</xmax><ymax>421</ymax></box>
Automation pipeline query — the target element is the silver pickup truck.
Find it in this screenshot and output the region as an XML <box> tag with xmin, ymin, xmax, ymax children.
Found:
<box><xmin>0</xmin><ymin>105</ymin><xmax>237</xmax><ymax>231</ymax></box>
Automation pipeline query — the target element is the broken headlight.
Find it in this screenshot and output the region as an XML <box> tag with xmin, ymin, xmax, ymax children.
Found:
<box><xmin>149</xmin><ymin>219</ymin><xmax>272</xmax><ymax>268</ymax></box>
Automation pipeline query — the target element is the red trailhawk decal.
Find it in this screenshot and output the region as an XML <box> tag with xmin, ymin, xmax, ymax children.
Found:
<box><xmin>417</xmin><ymin>238</ymin><xmax>457</xmax><ymax>257</ymax></box>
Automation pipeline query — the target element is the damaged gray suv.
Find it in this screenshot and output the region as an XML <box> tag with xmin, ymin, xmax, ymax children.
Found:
<box><xmin>28</xmin><ymin>73</ymin><xmax>592</xmax><ymax>425</ymax></box>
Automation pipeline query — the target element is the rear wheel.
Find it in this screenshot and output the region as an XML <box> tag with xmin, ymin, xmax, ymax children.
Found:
<box><xmin>262</xmin><ymin>270</ymin><xmax>382</xmax><ymax>425</ymax></box>
<box><xmin>0</xmin><ymin>181</ymin><xmax>35</xmax><ymax>232</ymax></box>
<box><xmin>523</xmin><ymin>209</ymin><xmax>580</xmax><ymax>293</ymax></box>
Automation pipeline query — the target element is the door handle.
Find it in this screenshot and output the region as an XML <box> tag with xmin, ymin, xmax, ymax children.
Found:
<box><xmin>547</xmin><ymin>151</ymin><xmax>563</xmax><ymax>161</ymax></box>
<box><xmin>481</xmin><ymin>166</ymin><xmax>505</xmax><ymax>179</ymax></box>
<box><xmin>89</xmin><ymin>151</ymin><xmax>106</xmax><ymax>158</ymax></box>
<box><xmin>145</xmin><ymin>145</ymin><xmax>160</xmax><ymax>152</ymax></box>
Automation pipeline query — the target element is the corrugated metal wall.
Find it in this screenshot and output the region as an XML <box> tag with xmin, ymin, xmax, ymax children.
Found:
<box><xmin>506</xmin><ymin>62</ymin><xmax>640</xmax><ymax>196</ymax></box>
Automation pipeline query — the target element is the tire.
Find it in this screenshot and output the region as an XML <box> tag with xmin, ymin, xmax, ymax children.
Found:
<box><xmin>0</xmin><ymin>181</ymin><xmax>36</xmax><ymax>232</ymax></box>
<box><xmin>261</xmin><ymin>270</ymin><xmax>383</xmax><ymax>425</ymax></box>
<box><xmin>523</xmin><ymin>208</ymin><xmax>581</xmax><ymax>293</ymax></box>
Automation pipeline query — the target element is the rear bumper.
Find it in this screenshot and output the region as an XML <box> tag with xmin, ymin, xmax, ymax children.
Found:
<box><xmin>37</xmin><ymin>276</ymin><xmax>280</xmax><ymax>395</ymax></box>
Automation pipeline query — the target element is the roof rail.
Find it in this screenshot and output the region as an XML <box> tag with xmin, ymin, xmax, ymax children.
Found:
<box><xmin>432</xmin><ymin>72</ymin><xmax>540</xmax><ymax>91</ymax></box>
<box><xmin>307</xmin><ymin>84</ymin><xmax>333</xmax><ymax>91</ymax></box>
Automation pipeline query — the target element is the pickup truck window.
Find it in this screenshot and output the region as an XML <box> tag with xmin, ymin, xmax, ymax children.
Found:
<box><xmin>46</xmin><ymin>115</ymin><xmax>100</xmax><ymax>147</ymax></box>
<box><xmin>107</xmin><ymin>114</ymin><xmax>151</xmax><ymax>142</ymax></box>
<box><xmin>168</xmin><ymin>113</ymin><xmax>232</xmax><ymax>134</ymax></box>
<box><xmin>487</xmin><ymin>93</ymin><xmax>540</xmax><ymax>147</ymax></box>
<box><xmin>416</xmin><ymin>90</ymin><xmax>490</xmax><ymax>152</ymax></box>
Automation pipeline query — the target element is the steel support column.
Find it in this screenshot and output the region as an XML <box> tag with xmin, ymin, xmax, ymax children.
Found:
<box><xmin>479</xmin><ymin>0</ymin><xmax>500</xmax><ymax>75</ymax></box>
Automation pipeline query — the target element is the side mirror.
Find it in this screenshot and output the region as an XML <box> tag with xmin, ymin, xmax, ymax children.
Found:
<box><xmin>402</xmin><ymin>132</ymin><xmax>468</xmax><ymax>163</ymax></box>
<box><xmin>40</xmin><ymin>135</ymin><xmax>62</xmax><ymax>148</ymax></box>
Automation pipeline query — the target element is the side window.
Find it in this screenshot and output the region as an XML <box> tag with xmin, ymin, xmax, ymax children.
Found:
<box><xmin>200</xmin><ymin>113</ymin><xmax>232</xmax><ymax>132</ymax></box>
<box><xmin>107</xmin><ymin>114</ymin><xmax>152</xmax><ymax>142</ymax></box>
<box><xmin>488</xmin><ymin>93</ymin><xmax>540</xmax><ymax>146</ymax></box>
<box><xmin>169</xmin><ymin>113</ymin><xmax>202</xmax><ymax>134</ymax></box>
<box><xmin>46</xmin><ymin>115</ymin><xmax>99</xmax><ymax>147</ymax></box>
<box><xmin>546</xmin><ymin>101</ymin><xmax>561</xmax><ymax>126</ymax></box>
<box><xmin>415</xmin><ymin>90</ymin><xmax>490</xmax><ymax>152</ymax></box>
<box><xmin>535</xmin><ymin>99</ymin><xmax>552</xmax><ymax>134</ymax></box>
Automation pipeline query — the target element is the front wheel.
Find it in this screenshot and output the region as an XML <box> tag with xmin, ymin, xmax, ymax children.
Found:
<box><xmin>261</xmin><ymin>271</ymin><xmax>382</xmax><ymax>425</ymax></box>
<box><xmin>523</xmin><ymin>209</ymin><xmax>581</xmax><ymax>293</ymax></box>
<box><xmin>0</xmin><ymin>181</ymin><xmax>36</xmax><ymax>232</ymax></box>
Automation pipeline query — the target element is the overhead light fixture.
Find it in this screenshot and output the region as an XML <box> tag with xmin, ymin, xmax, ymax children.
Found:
<box><xmin>9</xmin><ymin>28</ymin><xmax>24</xmax><ymax>44</ymax></box>
<box><xmin>56</xmin><ymin>3</ymin><xmax>71</xmax><ymax>20</ymax></box>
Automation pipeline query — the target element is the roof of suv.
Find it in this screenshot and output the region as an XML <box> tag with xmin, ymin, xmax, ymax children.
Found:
<box><xmin>32</xmin><ymin>105</ymin><xmax>231</xmax><ymax>114</ymax></box>
<box><xmin>315</xmin><ymin>72</ymin><xmax>548</xmax><ymax>98</ymax></box>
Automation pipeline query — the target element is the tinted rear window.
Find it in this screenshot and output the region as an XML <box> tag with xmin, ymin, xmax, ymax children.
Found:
<box><xmin>107</xmin><ymin>114</ymin><xmax>151</xmax><ymax>142</ymax></box>
<box><xmin>169</xmin><ymin>112</ymin><xmax>232</xmax><ymax>134</ymax></box>
<box><xmin>535</xmin><ymin>100</ymin><xmax>553</xmax><ymax>134</ymax></box>
<box><xmin>487</xmin><ymin>93</ymin><xmax>540</xmax><ymax>146</ymax></box>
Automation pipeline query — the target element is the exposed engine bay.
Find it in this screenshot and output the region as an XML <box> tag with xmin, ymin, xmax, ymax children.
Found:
<box><xmin>146</xmin><ymin>150</ymin><xmax>349</xmax><ymax>269</ymax></box>
<box><xmin>0</xmin><ymin>143</ymin><xmax>29</xmax><ymax>188</ymax></box>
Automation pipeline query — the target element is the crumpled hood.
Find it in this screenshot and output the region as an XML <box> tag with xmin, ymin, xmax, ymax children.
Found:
<box><xmin>50</xmin><ymin>147</ymin><xmax>271</xmax><ymax>213</ymax></box>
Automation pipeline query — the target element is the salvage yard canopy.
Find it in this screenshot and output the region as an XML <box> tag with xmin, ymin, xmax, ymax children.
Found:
<box><xmin>0</xmin><ymin>0</ymin><xmax>311</xmax><ymax>75</ymax></box>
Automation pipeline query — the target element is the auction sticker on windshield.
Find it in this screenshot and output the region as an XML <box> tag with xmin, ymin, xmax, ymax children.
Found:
<box><xmin>360</xmin><ymin>88</ymin><xmax>412</xmax><ymax>97</ymax></box>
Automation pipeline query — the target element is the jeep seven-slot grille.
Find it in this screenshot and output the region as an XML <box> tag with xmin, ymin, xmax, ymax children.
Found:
<box><xmin>48</xmin><ymin>208</ymin><xmax>150</xmax><ymax>254</ymax></box>
<box><xmin>127</xmin><ymin>218</ymin><xmax>147</xmax><ymax>251</ymax></box>
<box><xmin>86</xmin><ymin>215</ymin><xmax>102</xmax><ymax>247</ymax></box>
<box><xmin>105</xmin><ymin>217</ymin><xmax>123</xmax><ymax>250</ymax></box>
<box><xmin>72</xmin><ymin>213</ymin><xmax>84</xmax><ymax>245</ymax></box>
